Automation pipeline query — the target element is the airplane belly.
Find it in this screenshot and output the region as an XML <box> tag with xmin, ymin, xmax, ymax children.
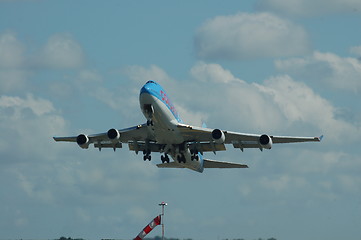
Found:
<box><xmin>140</xmin><ymin>93</ymin><xmax>184</xmax><ymax>144</ymax></box>
<box><xmin>169</xmin><ymin>151</ymin><xmax>204</xmax><ymax>173</ymax></box>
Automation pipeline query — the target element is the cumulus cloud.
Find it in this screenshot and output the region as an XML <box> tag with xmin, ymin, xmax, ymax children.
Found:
<box><xmin>255</xmin><ymin>0</ymin><xmax>361</xmax><ymax>17</ymax></box>
<box><xmin>255</xmin><ymin>75</ymin><xmax>359</xmax><ymax>141</ymax></box>
<box><xmin>275</xmin><ymin>51</ymin><xmax>361</xmax><ymax>93</ymax></box>
<box><xmin>190</xmin><ymin>61</ymin><xmax>244</xmax><ymax>83</ymax></box>
<box><xmin>194</xmin><ymin>12</ymin><xmax>310</xmax><ymax>60</ymax></box>
<box><xmin>350</xmin><ymin>46</ymin><xmax>361</xmax><ymax>56</ymax></box>
<box><xmin>189</xmin><ymin>62</ymin><xmax>359</xmax><ymax>142</ymax></box>
<box><xmin>0</xmin><ymin>94</ymin><xmax>65</xmax><ymax>161</ymax></box>
<box><xmin>35</xmin><ymin>33</ymin><xmax>85</xmax><ymax>69</ymax></box>
<box><xmin>0</xmin><ymin>94</ymin><xmax>55</xmax><ymax>116</ymax></box>
<box><xmin>188</xmin><ymin>62</ymin><xmax>285</xmax><ymax>130</ymax></box>
<box><xmin>0</xmin><ymin>32</ymin><xmax>85</xmax><ymax>94</ymax></box>
<box><xmin>0</xmin><ymin>32</ymin><xmax>24</xmax><ymax>68</ymax></box>
<box><xmin>123</xmin><ymin>64</ymin><xmax>172</xmax><ymax>86</ymax></box>
<box><xmin>0</xmin><ymin>33</ymin><xmax>29</xmax><ymax>92</ymax></box>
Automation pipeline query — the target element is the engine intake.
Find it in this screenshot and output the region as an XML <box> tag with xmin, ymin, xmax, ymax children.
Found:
<box><xmin>259</xmin><ymin>134</ymin><xmax>272</xmax><ymax>149</ymax></box>
<box><xmin>77</xmin><ymin>134</ymin><xmax>89</xmax><ymax>149</ymax></box>
<box><xmin>212</xmin><ymin>129</ymin><xmax>225</xmax><ymax>144</ymax></box>
<box><xmin>107</xmin><ymin>128</ymin><xmax>120</xmax><ymax>141</ymax></box>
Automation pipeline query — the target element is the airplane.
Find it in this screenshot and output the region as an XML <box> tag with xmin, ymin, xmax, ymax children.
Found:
<box><xmin>53</xmin><ymin>80</ymin><xmax>323</xmax><ymax>173</ymax></box>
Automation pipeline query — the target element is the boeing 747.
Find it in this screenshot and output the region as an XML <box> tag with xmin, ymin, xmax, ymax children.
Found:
<box><xmin>54</xmin><ymin>80</ymin><xmax>322</xmax><ymax>172</ymax></box>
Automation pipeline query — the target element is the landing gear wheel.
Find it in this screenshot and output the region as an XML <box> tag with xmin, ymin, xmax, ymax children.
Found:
<box><xmin>178</xmin><ymin>154</ymin><xmax>186</xmax><ymax>163</ymax></box>
<box><xmin>165</xmin><ymin>154</ymin><xmax>170</xmax><ymax>163</ymax></box>
<box><xmin>143</xmin><ymin>151</ymin><xmax>151</xmax><ymax>161</ymax></box>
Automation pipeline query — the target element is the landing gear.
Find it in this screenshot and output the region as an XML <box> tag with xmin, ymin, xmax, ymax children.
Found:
<box><xmin>191</xmin><ymin>154</ymin><xmax>199</xmax><ymax>161</ymax></box>
<box><xmin>177</xmin><ymin>154</ymin><xmax>186</xmax><ymax>163</ymax></box>
<box><xmin>143</xmin><ymin>150</ymin><xmax>151</xmax><ymax>161</ymax></box>
<box><xmin>161</xmin><ymin>154</ymin><xmax>170</xmax><ymax>163</ymax></box>
<box><xmin>146</xmin><ymin>120</ymin><xmax>153</xmax><ymax>126</ymax></box>
<box><xmin>190</xmin><ymin>150</ymin><xmax>199</xmax><ymax>161</ymax></box>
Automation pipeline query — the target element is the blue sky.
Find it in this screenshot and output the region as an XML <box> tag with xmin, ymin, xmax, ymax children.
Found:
<box><xmin>0</xmin><ymin>1</ymin><xmax>361</xmax><ymax>240</ymax></box>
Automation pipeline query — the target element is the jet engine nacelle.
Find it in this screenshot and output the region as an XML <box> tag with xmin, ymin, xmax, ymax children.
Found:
<box><xmin>107</xmin><ymin>128</ymin><xmax>120</xmax><ymax>142</ymax></box>
<box><xmin>212</xmin><ymin>129</ymin><xmax>225</xmax><ymax>144</ymax></box>
<box><xmin>77</xmin><ymin>134</ymin><xmax>90</xmax><ymax>149</ymax></box>
<box><xmin>259</xmin><ymin>134</ymin><xmax>273</xmax><ymax>149</ymax></box>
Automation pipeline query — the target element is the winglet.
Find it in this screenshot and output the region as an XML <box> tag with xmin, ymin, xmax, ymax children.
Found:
<box><xmin>318</xmin><ymin>135</ymin><xmax>324</xmax><ymax>142</ymax></box>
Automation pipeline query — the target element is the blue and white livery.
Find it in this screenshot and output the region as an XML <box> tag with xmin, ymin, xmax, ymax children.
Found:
<box><xmin>54</xmin><ymin>80</ymin><xmax>322</xmax><ymax>173</ymax></box>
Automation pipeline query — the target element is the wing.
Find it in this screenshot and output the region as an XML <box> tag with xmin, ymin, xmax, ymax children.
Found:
<box><xmin>177</xmin><ymin>123</ymin><xmax>322</xmax><ymax>151</ymax></box>
<box><xmin>53</xmin><ymin>123</ymin><xmax>152</xmax><ymax>150</ymax></box>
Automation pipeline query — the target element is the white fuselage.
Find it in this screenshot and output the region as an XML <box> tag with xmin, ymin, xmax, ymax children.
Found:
<box><xmin>139</xmin><ymin>91</ymin><xmax>204</xmax><ymax>172</ymax></box>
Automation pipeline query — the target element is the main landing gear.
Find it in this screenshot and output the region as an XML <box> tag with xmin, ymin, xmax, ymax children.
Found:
<box><xmin>190</xmin><ymin>150</ymin><xmax>199</xmax><ymax>161</ymax></box>
<box><xmin>177</xmin><ymin>154</ymin><xmax>186</xmax><ymax>163</ymax></box>
<box><xmin>161</xmin><ymin>154</ymin><xmax>170</xmax><ymax>163</ymax></box>
<box><xmin>143</xmin><ymin>150</ymin><xmax>151</xmax><ymax>161</ymax></box>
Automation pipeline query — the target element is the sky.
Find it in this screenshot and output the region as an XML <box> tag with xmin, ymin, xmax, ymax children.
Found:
<box><xmin>0</xmin><ymin>1</ymin><xmax>361</xmax><ymax>240</ymax></box>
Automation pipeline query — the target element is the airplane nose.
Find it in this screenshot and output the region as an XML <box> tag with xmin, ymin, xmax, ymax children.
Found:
<box><xmin>140</xmin><ymin>85</ymin><xmax>151</xmax><ymax>95</ymax></box>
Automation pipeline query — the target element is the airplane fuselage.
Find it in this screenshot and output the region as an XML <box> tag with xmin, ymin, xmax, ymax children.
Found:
<box><xmin>139</xmin><ymin>80</ymin><xmax>204</xmax><ymax>172</ymax></box>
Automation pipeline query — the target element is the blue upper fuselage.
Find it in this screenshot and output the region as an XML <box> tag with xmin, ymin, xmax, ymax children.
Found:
<box><xmin>140</xmin><ymin>80</ymin><xmax>183</xmax><ymax>123</ymax></box>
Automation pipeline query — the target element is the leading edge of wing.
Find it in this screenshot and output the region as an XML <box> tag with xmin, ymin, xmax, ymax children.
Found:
<box><xmin>53</xmin><ymin>123</ymin><xmax>149</xmax><ymax>143</ymax></box>
<box><xmin>203</xmin><ymin>159</ymin><xmax>248</xmax><ymax>168</ymax></box>
<box><xmin>271</xmin><ymin>135</ymin><xmax>323</xmax><ymax>143</ymax></box>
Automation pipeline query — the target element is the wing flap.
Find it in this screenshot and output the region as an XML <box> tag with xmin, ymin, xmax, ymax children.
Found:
<box><xmin>128</xmin><ymin>142</ymin><xmax>163</xmax><ymax>153</ymax></box>
<box><xmin>188</xmin><ymin>142</ymin><xmax>226</xmax><ymax>153</ymax></box>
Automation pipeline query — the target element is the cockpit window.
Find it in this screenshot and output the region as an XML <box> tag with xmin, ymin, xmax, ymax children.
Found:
<box><xmin>146</xmin><ymin>80</ymin><xmax>156</xmax><ymax>84</ymax></box>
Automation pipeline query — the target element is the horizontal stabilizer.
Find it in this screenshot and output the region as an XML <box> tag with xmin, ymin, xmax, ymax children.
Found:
<box><xmin>156</xmin><ymin>162</ymin><xmax>185</xmax><ymax>168</ymax></box>
<box><xmin>203</xmin><ymin>159</ymin><xmax>248</xmax><ymax>168</ymax></box>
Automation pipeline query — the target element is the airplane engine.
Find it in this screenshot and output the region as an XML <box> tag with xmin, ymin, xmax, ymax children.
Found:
<box><xmin>212</xmin><ymin>129</ymin><xmax>225</xmax><ymax>144</ymax></box>
<box><xmin>259</xmin><ymin>134</ymin><xmax>273</xmax><ymax>149</ymax></box>
<box><xmin>107</xmin><ymin>128</ymin><xmax>120</xmax><ymax>142</ymax></box>
<box><xmin>77</xmin><ymin>134</ymin><xmax>90</xmax><ymax>149</ymax></box>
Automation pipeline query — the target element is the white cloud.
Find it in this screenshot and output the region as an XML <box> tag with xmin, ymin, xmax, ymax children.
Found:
<box><xmin>189</xmin><ymin>62</ymin><xmax>359</xmax><ymax>142</ymax></box>
<box><xmin>0</xmin><ymin>94</ymin><xmax>55</xmax><ymax>116</ymax></box>
<box><xmin>275</xmin><ymin>51</ymin><xmax>361</xmax><ymax>93</ymax></box>
<box><xmin>259</xmin><ymin>175</ymin><xmax>291</xmax><ymax>192</ymax></box>
<box><xmin>189</xmin><ymin>62</ymin><xmax>286</xmax><ymax>131</ymax></box>
<box><xmin>0</xmin><ymin>69</ymin><xmax>29</xmax><ymax>93</ymax></box>
<box><xmin>0</xmin><ymin>33</ymin><xmax>28</xmax><ymax>92</ymax></box>
<box><xmin>190</xmin><ymin>61</ymin><xmax>244</xmax><ymax>83</ymax></box>
<box><xmin>255</xmin><ymin>0</ymin><xmax>361</xmax><ymax>17</ymax></box>
<box><xmin>194</xmin><ymin>12</ymin><xmax>310</xmax><ymax>60</ymax></box>
<box><xmin>0</xmin><ymin>94</ymin><xmax>65</xmax><ymax>163</ymax></box>
<box><xmin>256</xmin><ymin>75</ymin><xmax>359</xmax><ymax>141</ymax></box>
<box><xmin>36</xmin><ymin>33</ymin><xmax>85</xmax><ymax>69</ymax></box>
<box><xmin>350</xmin><ymin>46</ymin><xmax>361</xmax><ymax>56</ymax></box>
<box><xmin>0</xmin><ymin>32</ymin><xmax>24</xmax><ymax>68</ymax></box>
<box><xmin>123</xmin><ymin>64</ymin><xmax>172</xmax><ymax>86</ymax></box>
<box><xmin>0</xmin><ymin>32</ymin><xmax>86</xmax><ymax>94</ymax></box>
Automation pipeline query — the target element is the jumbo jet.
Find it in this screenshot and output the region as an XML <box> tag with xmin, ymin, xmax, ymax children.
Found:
<box><xmin>53</xmin><ymin>80</ymin><xmax>322</xmax><ymax>173</ymax></box>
